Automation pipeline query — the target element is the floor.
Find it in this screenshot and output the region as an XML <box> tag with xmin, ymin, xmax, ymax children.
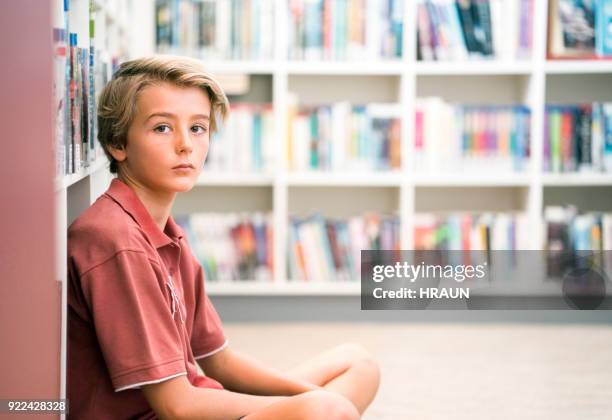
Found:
<box><xmin>223</xmin><ymin>322</ymin><xmax>612</xmax><ymax>420</ymax></box>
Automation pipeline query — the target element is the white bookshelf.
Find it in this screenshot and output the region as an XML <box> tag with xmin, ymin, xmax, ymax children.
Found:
<box><xmin>62</xmin><ymin>0</ymin><xmax>612</xmax><ymax>301</ymax></box>
<box><xmin>544</xmin><ymin>60</ymin><xmax>612</xmax><ymax>74</ymax></box>
<box><xmin>54</xmin><ymin>0</ymin><xmax>130</xmax><ymax>416</ymax></box>
<box><xmin>123</xmin><ymin>0</ymin><xmax>612</xmax><ymax>297</ymax></box>
<box><xmin>205</xmin><ymin>281</ymin><xmax>361</xmax><ymax>296</ymax></box>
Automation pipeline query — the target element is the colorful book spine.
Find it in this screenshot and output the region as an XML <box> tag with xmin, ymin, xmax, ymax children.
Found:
<box><xmin>177</xmin><ymin>212</ymin><xmax>274</xmax><ymax>282</ymax></box>
<box><xmin>289</xmin><ymin>102</ymin><xmax>401</xmax><ymax>172</ymax></box>
<box><xmin>204</xmin><ymin>103</ymin><xmax>275</xmax><ymax>173</ymax></box>
<box><xmin>155</xmin><ymin>0</ymin><xmax>274</xmax><ymax>60</ymax></box>
<box><xmin>287</xmin><ymin>0</ymin><xmax>403</xmax><ymax>60</ymax></box>
<box><xmin>414</xmin><ymin>212</ymin><xmax>530</xmax><ymax>251</ymax></box>
<box><xmin>544</xmin><ymin>103</ymin><xmax>612</xmax><ymax>173</ymax></box>
<box><xmin>53</xmin><ymin>27</ymin><xmax>68</xmax><ymax>178</ymax></box>
<box><xmin>415</xmin><ymin>99</ymin><xmax>530</xmax><ymax>173</ymax></box>
<box><xmin>595</xmin><ymin>0</ymin><xmax>612</xmax><ymax>56</ymax></box>
<box><xmin>88</xmin><ymin>0</ymin><xmax>96</xmax><ymax>163</ymax></box>
<box><xmin>288</xmin><ymin>212</ymin><xmax>400</xmax><ymax>282</ymax></box>
<box><xmin>418</xmin><ymin>0</ymin><xmax>534</xmax><ymax>61</ymax></box>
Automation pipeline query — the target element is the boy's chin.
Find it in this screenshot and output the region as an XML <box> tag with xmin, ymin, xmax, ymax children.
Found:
<box><xmin>169</xmin><ymin>179</ymin><xmax>196</xmax><ymax>193</ymax></box>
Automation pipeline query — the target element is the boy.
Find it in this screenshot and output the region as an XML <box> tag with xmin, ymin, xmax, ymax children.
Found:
<box><xmin>67</xmin><ymin>56</ymin><xmax>380</xmax><ymax>419</ymax></box>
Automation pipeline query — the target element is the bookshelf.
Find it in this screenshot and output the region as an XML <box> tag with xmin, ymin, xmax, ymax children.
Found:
<box><xmin>53</xmin><ymin>0</ymin><xmax>130</xmax><ymax>416</ymax></box>
<box><xmin>121</xmin><ymin>0</ymin><xmax>612</xmax><ymax>296</ymax></box>
<box><xmin>54</xmin><ymin>0</ymin><xmax>612</xmax><ymax>300</ymax></box>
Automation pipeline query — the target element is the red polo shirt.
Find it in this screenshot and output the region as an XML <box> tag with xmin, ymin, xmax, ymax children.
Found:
<box><xmin>67</xmin><ymin>178</ymin><xmax>227</xmax><ymax>419</ymax></box>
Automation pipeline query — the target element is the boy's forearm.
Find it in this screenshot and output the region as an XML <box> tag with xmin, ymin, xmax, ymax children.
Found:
<box><xmin>201</xmin><ymin>350</ymin><xmax>321</xmax><ymax>396</ymax></box>
<box><xmin>178</xmin><ymin>387</ymin><xmax>286</xmax><ymax>420</ymax></box>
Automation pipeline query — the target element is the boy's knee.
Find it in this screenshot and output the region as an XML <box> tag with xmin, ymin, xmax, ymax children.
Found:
<box><xmin>299</xmin><ymin>390</ymin><xmax>360</xmax><ymax>420</ymax></box>
<box><xmin>337</xmin><ymin>343</ymin><xmax>373</xmax><ymax>362</ymax></box>
<box><xmin>338</xmin><ymin>343</ymin><xmax>380</xmax><ymax>383</ymax></box>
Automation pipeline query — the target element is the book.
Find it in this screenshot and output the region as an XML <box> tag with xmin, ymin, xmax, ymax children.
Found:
<box><xmin>54</xmin><ymin>0</ymin><xmax>121</xmax><ymax>177</ymax></box>
<box><xmin>547</xmin><ymin>0</ymin><xmax>612</xmax><ymax>58</ymax></box>
<box><xmin>288</xmin><ymin>101</ymin><xmax>401</xmax><ymax>172</ymax></box>
<box><xmin>544</xmin><ymin>103</ymin><xmax>612</xmax><ymax>173</ymax></box>
<box><xmin>288</xmin><ymin>0</ymin><xmax>404</xmax><ymax>60</ymax></box>
<box><xmin>288</xmin><ymin>212</ymin><xmax>400</xmax><ymax>282</ymax></box>
<box><xmin>418</xmin><ymin>0</ymin><xmax>534</xmax><ymax>61</ymax></box>
<box><xmin>595</xmin><ymin>0</ymin><xmax>612</xmax><ymax>56</ymax></box>
<box><xmin>414</xmin><ymin>212</ymin><xmax>530</xmax><ymax>251</ymax></box>
<box><xmin>53</xmin><ymin>28</ymin><xmax>68</xmax><ymax>177</ymax></box>
<box><xmin>177</xmin><ymin>212</ymin><xmax>274</xmax><ymax>282</ymax></box>
<box><xmin>415</xmin><ymin>99</ymin><xmax>531</xmax><ymax>173</ymax></box>
<box><xmin>204</xmin><ymin>103</ymin><xmax>275</xmax><ymax>173</ymax></box>
<box><xmin>155</xmin><ymin>0</ymin><xmax>274</xmax><ymax>60</ymax></box>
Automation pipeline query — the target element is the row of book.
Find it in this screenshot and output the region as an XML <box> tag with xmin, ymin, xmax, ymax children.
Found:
<box><xmin>53</xmin><ymin>0</ymin><xmax>116</xmax><ymax>178</ymax></box>
<box><xmin>176</xmin><ymin>212</ymin><xmax>274</xmax><ymax>282</ymax></box>
<box><xmin>153</xmin><ymin>0</ymin><xmax>612</xmax><ymax>62</ymax></box>
<box><xmin>288</xmin><ymin>100</ymin><xmax>401</xmax><ymax>171</ymax></box>
<box><xmin>545</xmin><ymin>205</ymin><xmax>612</xmax><ymax>277</ymax></box>
<box><xmin>155</xmin><ymin>0</ymin><xmax>274</xmax><ymax>60</ymax></box>
<box><xmin>417</xmin><ymin>0</ymin><xmax>534</xmax><ymax>61</ymax></box>
<box><xmin>545</xmin><ymin>206</ymin><xmax>612</xmax><ymax>253</ymax></box>
<box><xmin>544</xmin><ymin>103</ymin><xmax>612</xmax><ymax>173</ymax></box>
<box><xmin>414</xmin><ymin>212</ymin><xmax>531</xmax><ymax>251</ymax></box>
<box><xmin>415</xmin><ymin>98</ymin><xmax>531</xmax><ymax>173</ymax></box>
<box><xmin>288</xmin><ymin>0</ymin><xmax>404</xmax><ymax>60</ymax></box>
<box><xmin>205</xmin><ymin>103</ymin><xmax>275</xmax><ymax>173</ymax></box>
<box><xmin>288</xmin><ymin>212</ymin><xmax>400</xmax><ymax>282</ymax></box>
<box><xmin>548</xmin><ymin>0</ymin><xmax>612</xmax><ymax>59</ymax></box>
<box><xmin>175</xmin><ymin>209</ymin><xmax>612</xmax><ymax>283</ymax></box>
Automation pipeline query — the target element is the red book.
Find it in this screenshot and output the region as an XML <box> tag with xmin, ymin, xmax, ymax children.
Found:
<box><xmin>560</xmin><ymin>109</ymin><xmax>574</xmax><ymax>171</ymax></box>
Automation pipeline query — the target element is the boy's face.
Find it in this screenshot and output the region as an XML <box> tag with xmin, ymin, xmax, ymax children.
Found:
<box><xmin>113</xmin><ymin>81</ymin><xmax>211</xmax><ymax>194</ymax></box>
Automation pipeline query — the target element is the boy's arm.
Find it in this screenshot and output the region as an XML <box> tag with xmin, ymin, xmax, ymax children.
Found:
<box><xmin>197</xmin><ymin>347</ymin><xmax>322</xmax><ymax>396</ymax></box>
<box><xmin>141</xmin><ymin>374</ymin><xmax>287</xmax><ymax>420</ymax></box>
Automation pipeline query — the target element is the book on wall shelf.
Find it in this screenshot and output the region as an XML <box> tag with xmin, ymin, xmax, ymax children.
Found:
<box><xmin>414</xmin><ymin>212</ymin><xmax>531</xmax><ymax>251</ymax></box>
<box><xmin>288</xmin><ymin>95</ymin><xmax>402</xmax><ymax>172</ymax></box>
<box><xmin>416</xmin><ymin>0</ymin><xmax>534</xmax><ymax>62</ymax></box>
<box><xmin>547</xmin><ymin>0</ymin><xmax>612</xmax><ymax>59</ymax></box>
<box><xmin>544</xmin><ymin>103</ymin><xmax>612</xmax><ymax>173</ymax></box>
<box><xmin>544</xmin><ymin>205</ymin><xmax>612</xmax><ymax>278</ymax></box>
<box><xmin>415</xmin><ymin>98</ymin><xmax>531</xmax><ymax>174</ymax></box>
<box><xmin>288</xmin><ymin>212</ymin><xmax>400</xmax><ymax>282</ymax></box>
<box><xmin>176</xmin><ymin>212</ymin><xmax>274</xmax><ymax>282</ymax></box>
<box><xmin>204</xmin><ymin>103</ymin><xmax>275</xmax><ymax>173</ymax></box>
<box><xmin>288</xmin><ymin>0</ymin><xmax>404</xmax><ymax>61</ymax></box>
<box><xmin>155</xmin><ymin>0</ymin><xmax>275</xmax><ymax>60</ymax></box>
<box><xmin>53</xmin><ymin>0</ymin><xmax>119</xmax><ymax>180</ymax></box>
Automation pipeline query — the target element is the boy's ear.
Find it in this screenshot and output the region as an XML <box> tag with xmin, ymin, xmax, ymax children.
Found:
<box><xmin>107</xmin><ymin>145</ymin><xmax>127</xmax><ymax>163</ymax></box>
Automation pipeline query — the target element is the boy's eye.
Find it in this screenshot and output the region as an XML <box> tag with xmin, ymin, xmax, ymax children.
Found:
<box><xmin>154</xmin><ymin>124</ymin><xmax>171</xmax><ymax>133</ymax></box>
<box><xmin>192</xmin><ymin>125</ymin><xmax>208</xmax><ymax>134</ymax></box>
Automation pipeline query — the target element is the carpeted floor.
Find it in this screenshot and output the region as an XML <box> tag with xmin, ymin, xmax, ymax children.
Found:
<box><xmin>222</xmin><ymin>322</ymin><xmax>612</xmax><ymax>420</ymax></box>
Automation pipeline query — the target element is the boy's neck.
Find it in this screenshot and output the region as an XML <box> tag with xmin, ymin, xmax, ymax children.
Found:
<box><xmin>117</xmin><ymin>175</ymin><xmax>176</xmax><ymax>233</ymax></box>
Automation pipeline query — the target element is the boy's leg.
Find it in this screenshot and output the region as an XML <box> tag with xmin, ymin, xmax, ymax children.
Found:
<box><xmin>284</xmin><ymin>343</ymin><xmax>380</xmax><ymax>415</ymax></box>
<box><xmin>241</xmin><ymin>390</ymin><xmax>360</xmax><ymax>420</ymax></box>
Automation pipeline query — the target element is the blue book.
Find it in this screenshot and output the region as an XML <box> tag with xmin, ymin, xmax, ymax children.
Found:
<box><xmin>311</xmin><ymin>213</ymin><xmax>336</xmax><ymax>281</ymax></box>
<box><xmin>596</xmin><ymin>0</ymin><xmax>612</xmax><ymax>56</ymax></box>
<box><xmin>603</xmin><ymin>103</ymin><xmax>612</xmax><ymax>172</ymax></box>
<box><xmin>252</xmin><ymin>113</ymin><xmax>262</xmax><ymax>171</ymax></box>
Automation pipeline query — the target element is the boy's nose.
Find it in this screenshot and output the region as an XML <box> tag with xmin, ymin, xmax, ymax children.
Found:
<box><xmin>175</xmin><ymin>129</ymin><xmax>193</xmax><ymax>153</ymax></box>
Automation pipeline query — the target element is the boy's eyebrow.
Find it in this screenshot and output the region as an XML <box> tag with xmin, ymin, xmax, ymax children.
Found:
<box><xmin>145</xmin><ymin>112</ymin><xmax>210</xmax><ymax>121</ymax></box>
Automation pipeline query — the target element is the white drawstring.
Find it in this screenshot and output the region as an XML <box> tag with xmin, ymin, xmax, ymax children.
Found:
<box><xmin>166</xmin><ymin>275</ymin><xmax>185</xmax><ymax>324</ymax></box>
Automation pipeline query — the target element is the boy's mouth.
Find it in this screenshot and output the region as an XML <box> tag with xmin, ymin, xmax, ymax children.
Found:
<box><xmin>172</xmin><ymin>163</ymin><xmax>195</xmax><ymax>170</ymax></box>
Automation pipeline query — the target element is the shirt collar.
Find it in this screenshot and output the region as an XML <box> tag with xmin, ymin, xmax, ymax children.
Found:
<box><xmin>105</xmin><ymin>178</ymin><xmax>183</xmax><ymax>249</ymax></box>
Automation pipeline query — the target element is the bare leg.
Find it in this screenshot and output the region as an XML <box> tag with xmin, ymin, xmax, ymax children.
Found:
<box><xmin>284</xmin><ymin>343</ymin><xmax>381</xmax><ymax>415</ymax></box>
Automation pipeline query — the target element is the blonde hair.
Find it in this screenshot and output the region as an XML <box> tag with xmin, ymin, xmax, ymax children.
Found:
<box><xmin>97</xmin><ymin>55</ymin><xmax>229</xmax><ymax>173</ymax></box>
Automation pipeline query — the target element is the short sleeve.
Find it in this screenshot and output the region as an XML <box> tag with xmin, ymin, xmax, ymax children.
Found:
<box><xmin>190</xmin><ymin>265</ymin><xmax>227</xmax><ymax>359</ymax></box>
<box><xmin>80</xmin><ymin>250</ymin><xmax>186</xmax><ymax>392</ymax></box>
